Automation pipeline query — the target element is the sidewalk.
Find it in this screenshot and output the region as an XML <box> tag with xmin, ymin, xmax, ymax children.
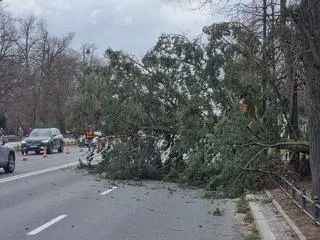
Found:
<box><xmin>247</xmin><ymin>193</ymin><xmax>301</xmax><ymax>240</ymax></box>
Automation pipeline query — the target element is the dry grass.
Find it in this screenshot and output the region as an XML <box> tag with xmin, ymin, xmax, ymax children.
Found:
<box><xmin>269</xmin><ymin>188</ymin><xmax>320</xmax><ymax>240</ymax></box>
<box><xmin>295</xmin><ymin>181</ymin><xmax>312</xmax><ymax>198</ymax></box>
<box><xmin>234</xmin><ymin>198</ymin><xmax>261</xmax><ymax>240</ymax></box>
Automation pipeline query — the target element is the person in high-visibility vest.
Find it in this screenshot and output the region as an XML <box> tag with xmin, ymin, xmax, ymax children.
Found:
<box><xmin>84</xmin><ymin>125</ymin><xmax>95</xmax><ymax>152</ymax></box>
<box><xmin>242</xmin><ymin>98</ymin><xmax>258</xmax><ymax>132</ymax></box>
<box><xmin>242</xmin><ymin>103</ymin><xmax>249</xmax><ymax>114</ymax></box>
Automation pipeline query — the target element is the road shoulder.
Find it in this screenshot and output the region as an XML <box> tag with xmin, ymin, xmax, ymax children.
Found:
<box><xmin>268</xmin><ymin>188</ymin><xmax>320</xmax><ymax>240</ymax></box>
<box><xmin>246</xmin><ymin>193</ymin><xmax>299</xmax><ymax>239</ymax></box>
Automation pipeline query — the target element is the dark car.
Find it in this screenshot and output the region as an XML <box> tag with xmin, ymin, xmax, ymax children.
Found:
<box><xmin>0</xmin><ymin>139</ymin><xmax>15</xmax><ymax>173</ymax></box>
<box><xmin>21</xmin><ymin>128</ymin><xmax>64</xmax><ymax>155</ymax></box>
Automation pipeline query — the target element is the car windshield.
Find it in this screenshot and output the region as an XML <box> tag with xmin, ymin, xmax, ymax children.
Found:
<box><xmin>29</xmin><ymin>129</ymin><xmax>51</xmax><ymax>137</ymax></box>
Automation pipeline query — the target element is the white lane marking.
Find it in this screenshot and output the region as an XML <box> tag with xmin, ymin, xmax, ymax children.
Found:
<box><xmin>100</xmin><ymin>186</ymin><xmax>117</xmax><ymax>195</ymax></box>
<box><xmin>0</xmin><ymin>162</ymin><xmax>78</xmax><ymax>184</ymax></box>
<box><xmin>27</xmin><ymin>214</ymin><xmax>67</xmax><ymax>235</ymax></box>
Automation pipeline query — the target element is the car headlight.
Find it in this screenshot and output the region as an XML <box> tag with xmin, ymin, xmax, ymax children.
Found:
<box><xmin>42</xmin><ymin>140</ymin><xmax>49</xmax><ymax>143</ymax></box>
<box><xmin>21</xmin><ymin>141</ymin><xmax>26</xmax><ymax>144</ymax></box>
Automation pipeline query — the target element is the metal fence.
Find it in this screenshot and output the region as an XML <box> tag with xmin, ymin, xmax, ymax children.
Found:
<box><xmin>274</xmin><ymin>174</ymin><xmax>320</xmax><ymax>226</ymax></box>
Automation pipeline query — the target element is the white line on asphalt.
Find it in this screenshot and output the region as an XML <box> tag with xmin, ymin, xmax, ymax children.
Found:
<box><xmin>0</xmin><ymin>162</ymin><xmax>78</xmax><ymax>184</ymax></box>
<box><xmin>100</xmin><ymin>186</ymin><xmax>117</xmax><ymax>195</ymax></box>
<box><xmin>27</xmin><ymin>214</ymin><xmax>68</xmax><ymax>235</ymax></box>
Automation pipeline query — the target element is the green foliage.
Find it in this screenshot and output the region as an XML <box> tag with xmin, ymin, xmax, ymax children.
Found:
<box><xmin>70</xmin><ymin>20</ymin><xmax>288</xmax><ymax>197</ymax></box>
<box><xmin>67</xmin><ymin>64</ymin><xmax>110</xmax><ymax>132</ymax></box>
<box><xmin>96</xmin><ymin>136</ymin><xmax>162</xmax><ymax>180</ymax></box>
<box><xmin>178</xmin><ymin>112</ymin><xmax>270</xmax><ymax>196</ymax></box>
<box><xmin>245</xmin><ymin>230</ymin><xmax>260</xmax><ymax>240</ymax></box>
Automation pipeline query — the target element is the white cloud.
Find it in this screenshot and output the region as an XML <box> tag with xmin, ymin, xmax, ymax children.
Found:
<box><xmin>91</xmin><ymin>9</ymin><xmax>101</xmax><ymax>18</ymax></box>
<box><xmin>159</xmin><ymin>2</ymin><xmax>226</xmax><ymax>33</ymax></box>
<box><xmin>6</xmin><ymin>0</ymin><xmax>79</xmax><ymax>17</ymax></box>
<box><xmin>6</xmin><ymin>0</ymin><xmax>44</xmax><ymax>17</ymax></box>
<box><xmin>112</xmin><ymin>0</ymin><xmax>152</xmax><ymax>13</ymax></box>
<box><xmin>91</xmin><ymin>9</ymin><xmax>102</xmax><ymax>25</ymax></box>
<box><xmin>122</xmin><ymin>16</ymin><xmax>133</xmax><ymax>26</ymax></box>
<box><xmin>3</xmin><ymin>0</ymin><xmax>227</xmax><ymax>56</ymax></box>
<box><xmin>50</xmin><ymin>1</ymin><xmax>72</xmax><ymax>10</ymax></box>
<box><xmin>160</xmin><ymin>4</ymin><xmax>209</xmax><ymax>27</ymax></box>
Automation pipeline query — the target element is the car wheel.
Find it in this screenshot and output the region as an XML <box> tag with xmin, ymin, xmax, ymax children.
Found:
<box><xmin>48</xmin><ymin>143</ymin><xmax>53</xmax><ymax>154</ymax></box>
<box><xmin>4</xmin><ymin>152</ymin><xmax>15</xmax><ymax>173</ymax></box>
<box><xmin>58</xmin><ymin>142</ymin><xmax>64</xmax><ymax>153</ymax></box>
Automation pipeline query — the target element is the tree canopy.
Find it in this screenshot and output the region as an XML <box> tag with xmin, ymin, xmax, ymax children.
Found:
<box><xmin>1</xmin><ymin>1</ymin><xmax>319</xmax><ymax>198</ymax></box>
<box><xmin>70</xmin><ymin>0</ymin><xmax>320</xmax><ymax>198</ymax></box>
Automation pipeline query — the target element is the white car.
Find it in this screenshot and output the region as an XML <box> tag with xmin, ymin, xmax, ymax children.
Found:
<box><xmin>0</xmin><ymin>139</ymin><xmax>15</xmax><ymax>173</ymax></box>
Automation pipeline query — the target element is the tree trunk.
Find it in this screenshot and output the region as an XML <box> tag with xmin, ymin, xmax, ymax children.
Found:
<box><xmin>261</xmin><ymin>0</ymin><xmax>268</xmax><ymax>115</ymax></box>
<box><xmin>280</xmin><ymin>0</ymin><xmax>287</xmax><ymax>26</ymax></box>
<box><xmin>289</xmin><ymin>56</ymin><xmax>301</xmax><ymax>172</ymax></box>
<box><xmin>293</xmin><ymin>0</ymin><xmax>320</xmax><ymax>199</ymax></box>
<box><xmin>306</xmin><ymin>68</ymin><xmax>320</xmax><ymax>199</ymax></box>
<box><xmin>280</xmin><ymin>0</ymin><xmax>302</xmax><ymax>173</ymax></box>
<box><xmin>290</xmin><ymin>81</ymin><xmax>299</xmax><ymax>137</ymax></box>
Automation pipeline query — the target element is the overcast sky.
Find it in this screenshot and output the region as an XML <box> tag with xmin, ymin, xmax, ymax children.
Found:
<box><xmin>5</xmin><ymin>0</ymin><xmax>228</xmax><ymax>57</ymax></box>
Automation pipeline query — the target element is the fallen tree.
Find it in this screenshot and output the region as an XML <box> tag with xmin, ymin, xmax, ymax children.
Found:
<box><xmin>248</xmin><ymin>140</ymin><xmax>309</xmax><ymax>154</ymax></box>
<box><xmin>71</xmin><ymin>11</ymin><xmax>311</xmax><ymax>197</ymax></box>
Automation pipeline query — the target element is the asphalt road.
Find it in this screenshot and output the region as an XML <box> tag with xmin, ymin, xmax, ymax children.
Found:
<box><xmin>0</xmin><ymin>145</ymin><xmax>81</xmax><ymax>178</ymax></box>
<box><xmin>0</xmin><ymin>146</ymin><xmax>243</xmax><ymax>240</ymax></box>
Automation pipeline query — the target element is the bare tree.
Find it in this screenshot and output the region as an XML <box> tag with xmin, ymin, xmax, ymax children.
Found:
<box><xmin>15</xmin><ymin>16</ymin><xmax>39</xmax><ymax>78</ymax></box>
<box><xmin>81</xmin><ymin>43</ymin><xmax>96</xmax><ymax>64</ymax></box>
<box><xmin>7</xmin><ymin>16</ymin><xmax>41</xmax><ymax>128</ymax></box>
<box><xmin>47</xmin><ymin>51</ymin><xmax>79</xmax><ymax>132</ymax></box>
<box><xmin>290</xmin><ymin>0</ymin><xmax>320</xmax><ymax>199</ymax></box>
<box><xmin>36</xmin><ymin>31</ymin><xmax>76</xmax><ymax>130</ymax></box>
<box><xmin>2</xmin><ymin>12</ymin><xmax>78</xmax><ymax>132</ymax></box>
<box><xmin>0</xmin><ymin>9</ymin><xmax>20</xmax><ymax>104</ymax></box>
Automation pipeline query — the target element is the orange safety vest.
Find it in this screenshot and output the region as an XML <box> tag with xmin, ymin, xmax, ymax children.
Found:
<box><xmin>85</xmin><ymin>129</ymin><xmax>94</xmax><ymax>139</ymax></box>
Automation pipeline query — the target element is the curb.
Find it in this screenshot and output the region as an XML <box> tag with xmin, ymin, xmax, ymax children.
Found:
<box><xmin>265</xmin><ymin>190</ymin><xmax>307</xmax><ymax>240</ymax></box>
<box><xmin>247</xmin><ymin>199</ymin><xmax>276</xmax><ymax>240</ymax></box>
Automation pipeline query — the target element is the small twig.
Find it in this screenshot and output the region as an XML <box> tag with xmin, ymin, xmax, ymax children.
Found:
<box><xmin>240</xmin><ymin>167</ymin><xmax>272</xmax><ymax>175</ymax></box>
<box><xmin>230</xmin><ymin>147</ymin><xmax>268</xmax><ymax>187</ymax></box>
<box><xmin>158</xmin><ymin>153</ymin><xmax>183</xmax><ymax>170</ymax></box>
<box><xmin>250</xmin><ymin>139</ymin><xmax>308</xmax><ymax>148</ymax></box>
